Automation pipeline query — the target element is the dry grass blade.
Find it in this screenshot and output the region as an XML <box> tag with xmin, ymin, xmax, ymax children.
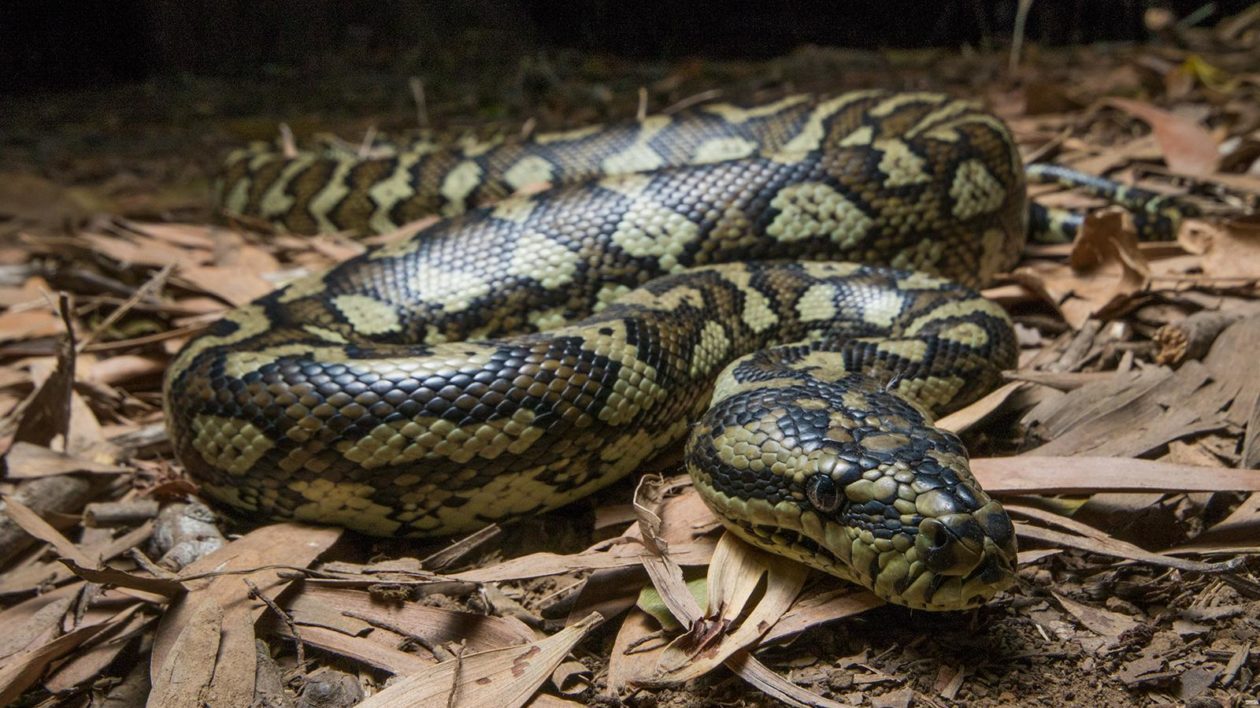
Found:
<box><xmin>358</xmin><ymin>611</ymin><xmax>603</xmax><ymax>708</ymax></box>
<box><xmin>972</xmin><ymin>456</ymin><xmax>1260</xmax><ymax>494</ymax></box>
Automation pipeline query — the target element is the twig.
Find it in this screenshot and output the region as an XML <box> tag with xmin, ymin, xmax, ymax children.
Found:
<box><xmin>279</xmin><ymin>123</ymin><xmax>297</xmax><ymax>158</ymax></box>
<box><xmin>246</xmin><ymin>579</ymin><xmax>306</xmax><ymax>677</ymax></box>
<box><xmin>1009</xmin><ymin>0</ymin><xmax>1035</xmax><ymax>74</ymax></box>
<box><xmin>410</xmin><ymin>76</ymin><xmax>430</xmax><ymax>130</ymax></box>
<box><xmin>77</xmin><ymin>263</ymin><xmax>173</xmax><ymax>352</ymax></box>
<box><xmin>637</xmin><ymin>86</ymin><xmax>648</xmax><ymax>122</ymax></box>
<box><xmin>357</xmin><ymin>126</ymin><xmax>378</xmax><ymax>158</ymax></box>
<box><xmin>445</xmin><ymin>640</ymin><xmax>467</xmax><ymax>708</ymax></box>
<box><xmin>340</xmin><ymin>610</ymin><xmax>456</xmax><ymax>661</ymax></box>
<box><xmin>662</xmin><ymin>88</ymin><xmax>723</xmax><ymax>115</ymax></box>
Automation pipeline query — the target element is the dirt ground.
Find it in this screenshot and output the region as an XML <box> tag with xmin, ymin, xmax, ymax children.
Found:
<box><xmin>2</xmin><ymin>10</ymin><xmax>1260</xmax><ymax>708</ymax></box>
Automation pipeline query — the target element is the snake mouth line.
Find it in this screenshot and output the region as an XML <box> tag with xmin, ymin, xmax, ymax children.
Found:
<box><xmin>723</xmin><ymin>511</ymin><xmax>1015</xmax><ymax>611</ymax></box>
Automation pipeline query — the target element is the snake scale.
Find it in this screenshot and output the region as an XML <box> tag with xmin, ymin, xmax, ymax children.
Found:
<box><xmin>167</xmin><ymin>91</ymin><xmax>1025</xmax><ymax>610</ymax></box>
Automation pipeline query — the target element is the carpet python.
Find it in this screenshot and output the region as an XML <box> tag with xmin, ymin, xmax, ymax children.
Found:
<box><xmin>168</xmin><ymin>90</ymin><xmax>1026</xmax><ymax>610</ymax></box>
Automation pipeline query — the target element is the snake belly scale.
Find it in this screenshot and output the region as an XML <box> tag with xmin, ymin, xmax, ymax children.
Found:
<box><xmin>167</xmin><ymin>91</ymin><xmax>1024</xmax><ymax>610</ymax></box>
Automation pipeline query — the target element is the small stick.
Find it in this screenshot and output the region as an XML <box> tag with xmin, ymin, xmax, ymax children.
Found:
<box><xmin>1009</xmin><ymin>0</ymin><xmax>1035</xmax><ymax>74</ymax></box>
<box><xmin>637</xmin><ymin>86</ymin><xmax>648</xmax><ymax>122</ymax></box>
<box><xmin>410</xmin><ymin>76</ymin><xmax>430</xmax><ymax>130</ymax></box>
<box><xmin>1154</xmin><ymin>309</ymin><xmax>1245</xmax><ymax>365</ymax></box>
<box><xmin>246</xmin><ymin>579</ymin><xmax>306</xmax><ymax>677</ymax></box>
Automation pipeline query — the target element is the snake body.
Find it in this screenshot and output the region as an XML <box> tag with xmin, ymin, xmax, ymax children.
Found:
<box><xmin>168</xmin><ymin>91</ymin><xmax>1023</xmax><ymax>610</ymax></box>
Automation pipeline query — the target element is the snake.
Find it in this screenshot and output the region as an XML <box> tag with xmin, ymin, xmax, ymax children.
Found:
<box><xmin>166</xmin><ymin>90</ymin><xmax>1026</xmax><ymax>611</ymax></box>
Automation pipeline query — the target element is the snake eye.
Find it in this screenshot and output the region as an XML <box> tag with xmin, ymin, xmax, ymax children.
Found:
<box><xmin>806</xmin><ymin>474</ymin><xmax>842</xmax><ymax>512</ymax></box>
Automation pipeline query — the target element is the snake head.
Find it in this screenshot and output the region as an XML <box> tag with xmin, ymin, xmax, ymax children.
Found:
<box><xmin>687</xmin><ymin>378</ymin><xmax>1018</xmax><ymax>611</ymax></box>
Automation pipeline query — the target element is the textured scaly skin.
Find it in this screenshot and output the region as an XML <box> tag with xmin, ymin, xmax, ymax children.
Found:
<box><xmin>169</xmin><ymin>91</ymin><xmax>1024</xmax><ymax>609</ymax></box>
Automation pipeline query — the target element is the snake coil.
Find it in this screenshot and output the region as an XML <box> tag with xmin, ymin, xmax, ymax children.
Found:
<box><xmin>168</xmin><ymin>91</ymin><xmax>1023</xmax><ymax>610</ymax></box>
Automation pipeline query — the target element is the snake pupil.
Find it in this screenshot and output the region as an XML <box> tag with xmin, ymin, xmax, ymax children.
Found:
<box><xmin>805</xmin><ymin>474</ymin><xmax>842</xmax><ymax>512</ymax></box>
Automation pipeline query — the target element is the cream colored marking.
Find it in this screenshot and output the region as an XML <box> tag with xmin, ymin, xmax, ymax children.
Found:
<box><xmin>889</xmin><ymin>239</ymin><xmax>944</xmax><ymax>274</ymax></box>
<box><xmin>700</xmin><ymin>95</ymin><xmax>809</xmax><ymax>123</ymax></box>
<box><xmin>838</xmin><ymin>125</ymin><xmax>873</xmax><ymax>147</ymax></box>
<box><xmin>609</xmin><ymin>199</ymin><xmax>700</xmax><ymax>271</ymax></box>
<box><xmin>491</xmin><ymin>196</ymin><xmax>538</xmax><ymax>224</ymax></box>
<box><xmin>617</xmin><ymin>283</ymin><xmax>705</xmax><ymax>311</ymax></box>
<box><xmin>777</xmin><ymin>91</ymin><xmax>884</xmax><ymax>157</ymax></box>
<box><xmin>895</xmin><ymin>271</ymin><xmax>950</xmax><ymax>290</ymax></box>
<box><xmin>301</xmin><ymin>325</ymin><xmax>348</xmax><ymax>343</ymax></box>
<box><xmin>690</xmin><ymin>321</ymin><xmax>732</xmax><ymax>377</ymax></box>
<box><xmin>691</xmin><ymin>136</ymin><xmax>758</xmax><ymax>164</ymax></box>
<box><xmin>766</xmin><ymin>181</ymin><xmax>873</xmax><ymax>246</ymax></box>
<box><xmin>507</xmin><ymin>229</ymin><xmax>579</xmax><ymax>289</ymax></box>
<box><xmin>223</xmin><ymin>343</ymin><xmax>348</xmax><ymax>379</ymax></box>
<box><xmin>874</xmin><ymin>139</ymin><xmax>930</xmax><ymax>187</ymax></box>
<box><xmin>257</xmin><ymin>154</ymin><xmax>317</xmax><ymax>220</ymax></box>
<box><xmin>527</xmin><ymin>306</ymin><xmax>569</xmax><ymax>331</ymax></box>
<box><xmin>717</xmin><ymin>268</ymin><xmax>778</xmax><ymax>333</ymax></box>
<box><xmin>979</xmin><ymin>227</ymin><xmax>1010</xmax><ymax>283</ymax></box>
<box><xmin>870</xmin><ymin>92</ymin><xmax>943</xmax><ymax>117</ymax></box>
<box><xmin>938</xmin><ymin>321</ymin><xmax>990</xmax><ymax>348</ymax></box>
<box><xmin>438</xmin><ymin>160</ymin><xmax>484</xmax><ymax>214</ymax></box>
<box><xmin>289</xmin><ymin>479</ymin><xmax>401</xmax><ymax>536</ymax></box>
<box><xmin>306</xmin><ymin>158</ymin><xmax>355</xmax><ymax>233</ymax></box>
<box><xmin>191</xmin><ymin>415</ymin><xmax>273</xmax><ymax>476</ymax></box>
<box><xmin>598</xmin><ymin>173</ymin><xmax>654</xmax><ymax>200</ymax></box>
<box><xmin>333</xmin><ymin>294</ymin><xmax>401</xmax><ymax>336</ymax></box>
<box><xmin>894</xmin><ymin>374</ymin><xmax>966</xmax><ymax>415</ymax></box>
<box><xmin>460</xmin><ymin>138</ymin><xmax>501</xmax><ymax>158</ymax></box>
<box><xmin>412</xmin><ymin>263</ymin><xmax>492</xmax><ymax>313</ymax></box>
<box><xmin>950</xmin><ymin>159</ymin><xmax>1006</xmax><ymax>221</ymax></box>
<box><xmin>594</xmin><ymin>282</ymin><xmax>633</xmax><ymax>311</ymax></box>
<box><xmin>201</xmin><ymin>483</ymin><xmax>257</xmax><ymax>512</ymax></box>
<box><xmin>503</xmin><ymin>155</ymin><xmax>555</xmax><ymax>191</ymax></box>
<box><xmin>904</xmin><ymin>100</ymin><xmax>975</xmax><ymax>137</ymax></box>
<box><xmin>905</xmin><ymin>299</ymin><xmax>1007</xmax><ymax>336</ymax></box>
<box><xmin>277</xmin><ymin>273</ymin><xmax>329</xmax><ymax>303</ymax></box>
<box><xmin>797</xmin><ymin>282</ymin><xmax>838</xmax><ymax>322</ymax></box>
<box><xmin>366</xmin><ymin>151</ymin><xmax>426</xmax><ymax>233</ymax></box>
<box><xmin>535</xmin><ymin>124</ymin><xmax>604</xmax><ymax>144</ymax></box>
<box><xmin>923</xmin><ymin>113</ymin><xmax>1009</xmax><ymax>144</ymax></box>
<box><xmin>859</xmin><ymin>289</ymin><xmax>906</xmax><ymax>327</ymax></box>
<box><xmin>600</xmin><ymin>115</ymin><xmax>671</xmax><ymax>174</ymax></box>
<box><xmin>169</xmin><ymin>304</ymin><xmax>271</xmax><ymax>376</ymax></box>
<box><xmin>876</xmin><ymin>338</ymin><xmax>928</xmax><ymax>362</ymax></box>
<box><xmin>339</xmin><ymin>408</ymin><xmax>544</xmax><ymax>469</ymax></box>
<box><xmin>222</xmin><ymin>173</ymin><xmax>250</xmax><ymax>215</ymax></box>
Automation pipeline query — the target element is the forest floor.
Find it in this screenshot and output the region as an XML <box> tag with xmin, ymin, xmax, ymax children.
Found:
<box><xmin>2</xmin><ymin>10</ymin><xmax>1260</xmax><ymax>708</ymax></box>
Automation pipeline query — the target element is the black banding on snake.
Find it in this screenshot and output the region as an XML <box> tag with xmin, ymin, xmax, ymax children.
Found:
<box><xmin>168</xmin><ymin>90</ymin><xmax>1029</xmax><ymax>610</ymax></box>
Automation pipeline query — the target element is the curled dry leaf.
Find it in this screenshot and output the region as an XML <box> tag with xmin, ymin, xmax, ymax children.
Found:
<box><xmin>1013</xmin><ymin>210</ymin><xmax>1149</xmax><ymax>329</ymax></box>
<box><xmin>654</xmin><ymin>532</ymin><xmax>808</xmax><ymax>682</ymax></box>
<box><xmin>972</xmin><ymin>455</ymin><xmax>1260</xmax><ymax>495</ymax></box>
<box><xmin>1104</xmin><ymin>97</ymin><xmax>1219</xmax><ymax>176</ymax></box>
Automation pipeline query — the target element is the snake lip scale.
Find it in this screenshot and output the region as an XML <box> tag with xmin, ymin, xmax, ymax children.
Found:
<box><xmin>169</xmin><ymin>90</ymin><xmax>1026</xmax><ymax>611</ymax></box>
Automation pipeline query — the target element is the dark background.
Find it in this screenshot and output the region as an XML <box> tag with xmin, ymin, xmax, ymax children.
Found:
<box><xmin>1</xmin><ymin>0</ymin><xmax>1255</xmax><ymax>94</ymax></box>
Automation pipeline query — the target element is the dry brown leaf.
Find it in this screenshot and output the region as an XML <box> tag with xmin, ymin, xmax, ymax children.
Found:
<box><xmin>1178</xmin><ymin>217</ymin><xmax>1260</xmax><ymax>280</ymax></box>
<box><xmin>43</xmin><ymin>609</ymin><xmax>154</xmax><ymax>694</ymax></box>
<box><xmin>292</xmin><ymin>624</ymin><xmax>433</xmax><ymax>674</ymax></box>
<box><xmin>150</xmin><ymin>523</ymin><xmax>343</xmax><ymax>702</ymax></box>
<box><xmin>972</xmin><ymin>456</ymin><xmax>1260</xmax><ymax>495</ymax></box>
<box><xmin>1052</xmin><ymin>592</ymin><xmax>1140</xmax><ymax>638</ymax></box>
<box><xmin>1104</xmin><ymin>97</ymin><xmax>1219</xmax><ymax>176</ymax></box>
<box><xmin>149</xmin><ymin>598</ymin><xmax>224</xmax><ymax>708</ymax></box>
<box><xmin>1013</xmin><ymin>210</ymin><xmax>1149</xmax><ymax>329</ymax></box>
<box><xmin>655</xmin><ymin>533</ymin><xmax>808</xmax><ymax>682</ymax></box>
<box><xmin>0</xmin><ymin>583</ymin><xmax>79</xmax><ymax>661</ymax></box>
<box><xmin>3</xmin><ymin>441</ymin><xmax>127</xmax><ymax>479</ymax></box>
<box><xmin>0</xmin><ymin>604</ymin><xmax>143</xmax><ymax>705</ymax></box>
<box><xmin>358</xmin><ymin>611</ymin><xmax>603</xmax><ymax>708</ymax></box>
<box><xmin>12</xmin><ymin>295</ymin><xmax>75</xmax><ymax>448</ymax></box>
<box><xmin>937</xmin><ymin>381</ymin><xmax>1028</xmax><ymax>434</ymax></box>
<box><xmin>1</xmin><ymin>494</ymin><xmax>95</xmax><ymax>566</ymax></box>
<box><xmin>454</xmin><ymin>539</ymin><xmax>716</xmax><ymax>583</ymax></box>
<box><xmin>298</xmin><ymin>585</ymin><xmax>536</xmax><ymax>651</ymax></box>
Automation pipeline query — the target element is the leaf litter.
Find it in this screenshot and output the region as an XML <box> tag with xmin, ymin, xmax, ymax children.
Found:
<box><xmin>3</xmin><ymin>14</ymin><xmax>1260</xmax><ymax>707</ymax></box>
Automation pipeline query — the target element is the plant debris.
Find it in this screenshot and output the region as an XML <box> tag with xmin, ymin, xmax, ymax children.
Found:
<box><xmin>3</xmin><ymin>10</ymin><xmax>1260</xmax><ymax>706</ymax></box>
